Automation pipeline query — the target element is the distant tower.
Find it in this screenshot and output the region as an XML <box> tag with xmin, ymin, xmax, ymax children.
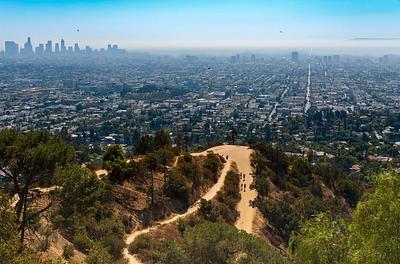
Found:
<box><xmin>251</xmin><ymin>54</ymin><xmax>256</xmax><ymax>63</ymax></box>
<box><xmin>74</xmin><ymin>43</ymin><xmax>80</xmax><ymax>53</ymax></box>
<box><xmin>291</xmin><ymin>51</ymin><xmax>299</xmax><ymax>62</ymax></box>
<box><xmin>22</xmin><ymin>37</ymin><xmax>34</xmax><ymax>56</ymax></box>
<box><xmin>35</xmin><ymin>44</ymin><xmax>44</xmax><ymax>56</ymax></box>
<box><xmin>55</xmin><ymin>43</ymin><xmax>60</xmax><ymax>53</ymax></box>
<box><xmin>45</xmin><ymin>40</ymin><xmax>53</xmax><ymax>54</ymax></box>
<box><xmin>60</xmin><ymin>39</ymin><xmax>67</xmax><ymax>53</ymax></box>
<box><xmin>4</xmin><ymin>41</ymin><xmax>19</xmax><ymax>57</ymax></box>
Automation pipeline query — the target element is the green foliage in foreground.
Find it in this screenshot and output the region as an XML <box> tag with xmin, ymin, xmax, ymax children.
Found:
<box><xmin>290</xmin><ymin>170</ymin><xmax>400</xmax><ymax>264</ymax></box>
<box><xmin>289</xmin><ymin>213</ymin><xmax>349</xmax><ymax>264</ymax></box>
<box><xmin>129</xmin><ymin>221</ymin><xmax>286</xmax><ymax>264</ymax></box>
<box><xmin>53</xmin><ymin>165</ymin><xmax>126</xmax><ymax>260</ymax></box>
<box><xmin>0</xmin><ymin>192</ymin><xmax>39</xmax><ymax>264</ymax></box>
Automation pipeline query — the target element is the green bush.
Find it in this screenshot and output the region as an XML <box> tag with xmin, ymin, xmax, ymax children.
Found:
<box><xmin>199</xmin><ymin>169</ymin><xmax>241</xmax><ymax>224</ymax></box>
<box><xmin>86</xmin><ymin>243</ymin><xmax>112</xmax><ymax>264</ymax></box>
<box><xmin>288</xmin><ymin>157</ymin><xmax>312</xmax><ymax>187</ymax></box>
<box><xmin>63</xmin><ymin>244</ymin><xmax>75</xmax><ymax>260</ymax></box>
<box><xmin>260</xmin><ymin>200</ymin><xmax>300</xmax><ymax>243</ymax></box>
<box><xmin>73</xmin><ymin>232</ymin><xmax>92</xmax><ymax>253</ymax></box>
<box><xmin>131</xmin><ymin>221</ymin><xmax>286</xmax><ymax>264</ymax></box>
<box><xmin>52</xmin><ymin>214</ymin><xmax>65</xmax><ymax>229</ymax></box>
<box><xmin>167</xmin><ymin>170</ymin><xmax>190</xmax><ymax>203</ymax></box>
<box><xmin>128</xmin><ymin>235</ymin><xmax>161</xmax><ymax>255</ymax></box>
<box><xmin>338</xmin><ymin>179</ymin><xmax>362</xmax><ymax>207</ymax></box>
<box><xmin>128</xmin><ymin>235</ymin><xmax>164</xmax><ymax>263</ymax></box>
<box><xmin>293</xmin><ymin>195</ymin><xmax>328</xmax><ymax>220</ymax></box>
<box><xmin>101</xmin><ymin>234</ymin><xmax>125</xmax><ymax>259</ymax></box>
<box><xmin>88</xmin><ymin>217</ymin><xmax>125</xmax><ymax>241</ymax></box>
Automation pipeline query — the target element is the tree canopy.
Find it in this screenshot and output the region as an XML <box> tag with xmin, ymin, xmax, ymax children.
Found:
<box><xmin>290</xmin><ymin>170</ymin><xmax>400</xmax><ymax>264</ymax></box>
<box><xmin>0</xmin><ymin>130</ymin><xmax>75</xmax><ymax>245</ymax></box>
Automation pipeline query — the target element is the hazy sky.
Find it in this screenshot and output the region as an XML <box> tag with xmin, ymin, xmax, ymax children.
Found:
<box><xmin>1</xmin><ymin>0</ymin><xmax>400</xmax><ymax>51</ymax></box>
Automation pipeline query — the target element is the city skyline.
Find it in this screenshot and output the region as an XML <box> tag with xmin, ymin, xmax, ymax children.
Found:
<box><xmin>2</xmin><ymin>37</ymin><xmax>125</xmax><ymax>57</ymax></box>
<box><xmin>1</xmin><ymin>0</ymin><xmax>400</xmax><ymax>53</ymax></box>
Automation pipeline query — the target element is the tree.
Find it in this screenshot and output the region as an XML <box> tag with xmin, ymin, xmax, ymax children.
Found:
<box><xmin>102</xmin><ymin>145</ymin><xmax>124</xmax><ymax>163</ymax></box>
<box><xmin>289</xmin><ymin>171</ymin><xmax>400</xmax><ymax>264</ymax></box>
<box><xmin>134</xmin><ymin>135</ymin><xmax>156</xmax><ymax>155</ymax></box>
<box><xmin>0</xmin><ymin>131</ymin><xmax>75</xmax><ymax>247</ymax></box>
<box><xmin>349</xmin><ymin>170</ymin><xmax>400</xmax><ymax>264</ymax></box>
<box><xmin>102</xmin><ymin>145</ymin><xmax>131</xmax><ymax>182</ymax></box>
<box><xmin>288</xmin><ymin>157</ymin><xmax>312</xmax><ymax>187</ymax></box>
<box><xmin>54</xmin><ymin>164</ymin><xmax>107</xmax><ymax>217</ymax></box>
<box><xmin>0</xmin><ymin>192</ymin><xmax>39</xmax><ymax>263</ymax></box>
<box><xmin>156</xmin><ymin>148</ymin><xmax>174</xmax><ymax>192</ymax></box>
<box><xmin>260</xmin><ymin>200</ymin><xmax>300</xmax><ymax>243</ymax></box>
<box><xmin>144</xmin><ymin>153</ymin><xmax>159</xmax><ymax>206</ymax></box>
<box><xmin>252</xmin><ymin>170</ymin><xmax>270</xmax><ymax>197</ymax></box>
<box><xmin>230</xmin><ymin>124</ymin><xmax>237</xmax><ymax>145</ymax></box>
<box><xmin>154</xmin><ymin>129</ymin><xmax>172</xmax><ymax>150</ymax></box>
<box><xmin>289</xmin><ymin>213</ymin><xmax>349</xmax><ymax>264</ymax></box>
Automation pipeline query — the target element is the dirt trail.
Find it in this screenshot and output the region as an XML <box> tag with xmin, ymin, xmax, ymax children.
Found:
<box><xmin>203</xmin><ymin>145</ymin><xmax>257</xmax><ymax>233</ymax></box>
<box><xmin>123</xmin><ymin>145</ymin><xmax>257</xmax><ymax>264</ymax></box>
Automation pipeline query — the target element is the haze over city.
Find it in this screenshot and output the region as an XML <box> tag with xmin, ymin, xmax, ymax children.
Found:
<box><xmin>1</xmin><ymin>0</ymin><xmax>400</xmax><ymax>54</ymax></box>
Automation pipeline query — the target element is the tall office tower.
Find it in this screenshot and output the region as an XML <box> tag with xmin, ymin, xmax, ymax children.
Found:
<box><xmin>107</xmin><ymin>44</ymin><xmax>112</xmax><ymax>51</ymax></box>
<box><xmin>251</xmin><ymin>54</ymin><xmax>256</xmax><ymax>63</ymax></box>
<box><xmin>5</xmin><ymin>41</ymin><xmax>19</xmax><ymax>57</ymax></box>
<box><xmin>291</xmin><ymin>51</ymin><xmax>299</xmax><ymax>62</ymax></box>
<box><xmin>55</xmin><ymin>43</ymin><xmax>60</xmax><ymax>53</ymax></box>
<box><xmin>236</xmin><ymin>54</ymin><xmax>240</xmax><ymax>62</ymax></box>
<box><xmin>67</xmin><ymin>46</ymin><xmax>73</xmax><ymax>53</ymax></box>
<box><xmin>74</xmin><ymin>43</ymin><xmax>80</xmax><ymax>53</ymax></box>
<box><xmin>112</xmin><ymin>44</ymin><xmax>118</xmax><ymax>50</ymax></box>
<box><xmin>45</xmin><ymin>40</ymin><xmax>53</xmax><ymax>54</ymax></box>
<box><xmin>333</xmin><ymin>55</ymin><xmax>340</xmax><ymax>63</ymax></box>
<box><xmin>35</xmin><ymin>44</ymin><xmax>44</xmax><ymax>56</ymax></box>
<box><xmin>85</xmin><ymin>46</ymin><xmax>93</xmax><ymax>53</ymax></box>
<box><xmin>22</xmin><ymin>37</ymin><xmax>34</xmax><ymax>56</ymax></box>
<box><xmin>60</xmin><ymin>39</ymin><xmax>67</xmax><ymax>53</ymax></box>
<box><xmin>230</xmin><ymin>55</ymin><xmax>237</xmax><ymax>63</ymax></box>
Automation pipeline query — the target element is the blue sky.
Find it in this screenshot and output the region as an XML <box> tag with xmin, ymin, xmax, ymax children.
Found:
<box><xmin>1</xmin><ymin>0</ymin><xmax>400</xmax><ymax>51</ymax></box>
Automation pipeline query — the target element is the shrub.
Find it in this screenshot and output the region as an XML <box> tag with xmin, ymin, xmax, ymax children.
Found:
<box><xmin>63</xmin><ymin>244</ymin><xmax>75</xmax><ymax>260</ymax></box>
<box><xmin>167</xmin><ymin>170</ymin><xmax>190</xmax><ymax>203</ymax></box>
<box><xmin>121</xmin><ymin>214</ymin><xmax>133</xmax><ymax>234</ymax></box>
<box><xmin>73</xmin><ymin>232</ymin><xmax>92</xmax><ymax>253</ymax></box>
<box><xmin>288</xmin><ymin>157</ymin><xmax>312</xmax><ymax>187</ymax></box>
<box><xmin>252</xmin><ymin>170</ymin><xmax>270</xmax><ymax>197</ymax></box>
<box><xmin>260</xmin><ymin>200</ymin><xmax>300</xmax><ymax>243</ymax></box>
<box><xmin>128</xmin><ymin>235</ymin><xmax>163</xmax><ymax>263</ymax></box>
<box><xmin>88</xmin><ymin>217</ymin><xmax>125</xmax><ymax>241</ymax></box>
<box><xmin>86</xmin><ymin>243</ymin><xmax>112</xmax><ymax>264</ymax></box>
<box><xmin>338</xmin><ymin>179</ymin><xmax>362</xmax><ymax>207</ymax></box>
<box><xmin>52</xmin><ymin>214</ymin><xmax>65</xmax><ymax>229</ymax></box>
<box><xmin>101</xmin><ymin>234</ymin><xmax>125</xmax><ymax>259</ymax></box>
<box><xmin>293</xmin><ymin>195</ymin><xmax>328</xmax><ymax>220</ymax></box>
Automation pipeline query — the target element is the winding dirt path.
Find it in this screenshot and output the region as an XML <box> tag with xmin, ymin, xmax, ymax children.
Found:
<box><xmin>203</xmin><ymin>145</ymin><xmax>257</xmax><ymax>233</ymax></box>
<box><xmin>123</xmin><ymin>145</ymin><xmax>257</xmax><ymax>263</ymax></box>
